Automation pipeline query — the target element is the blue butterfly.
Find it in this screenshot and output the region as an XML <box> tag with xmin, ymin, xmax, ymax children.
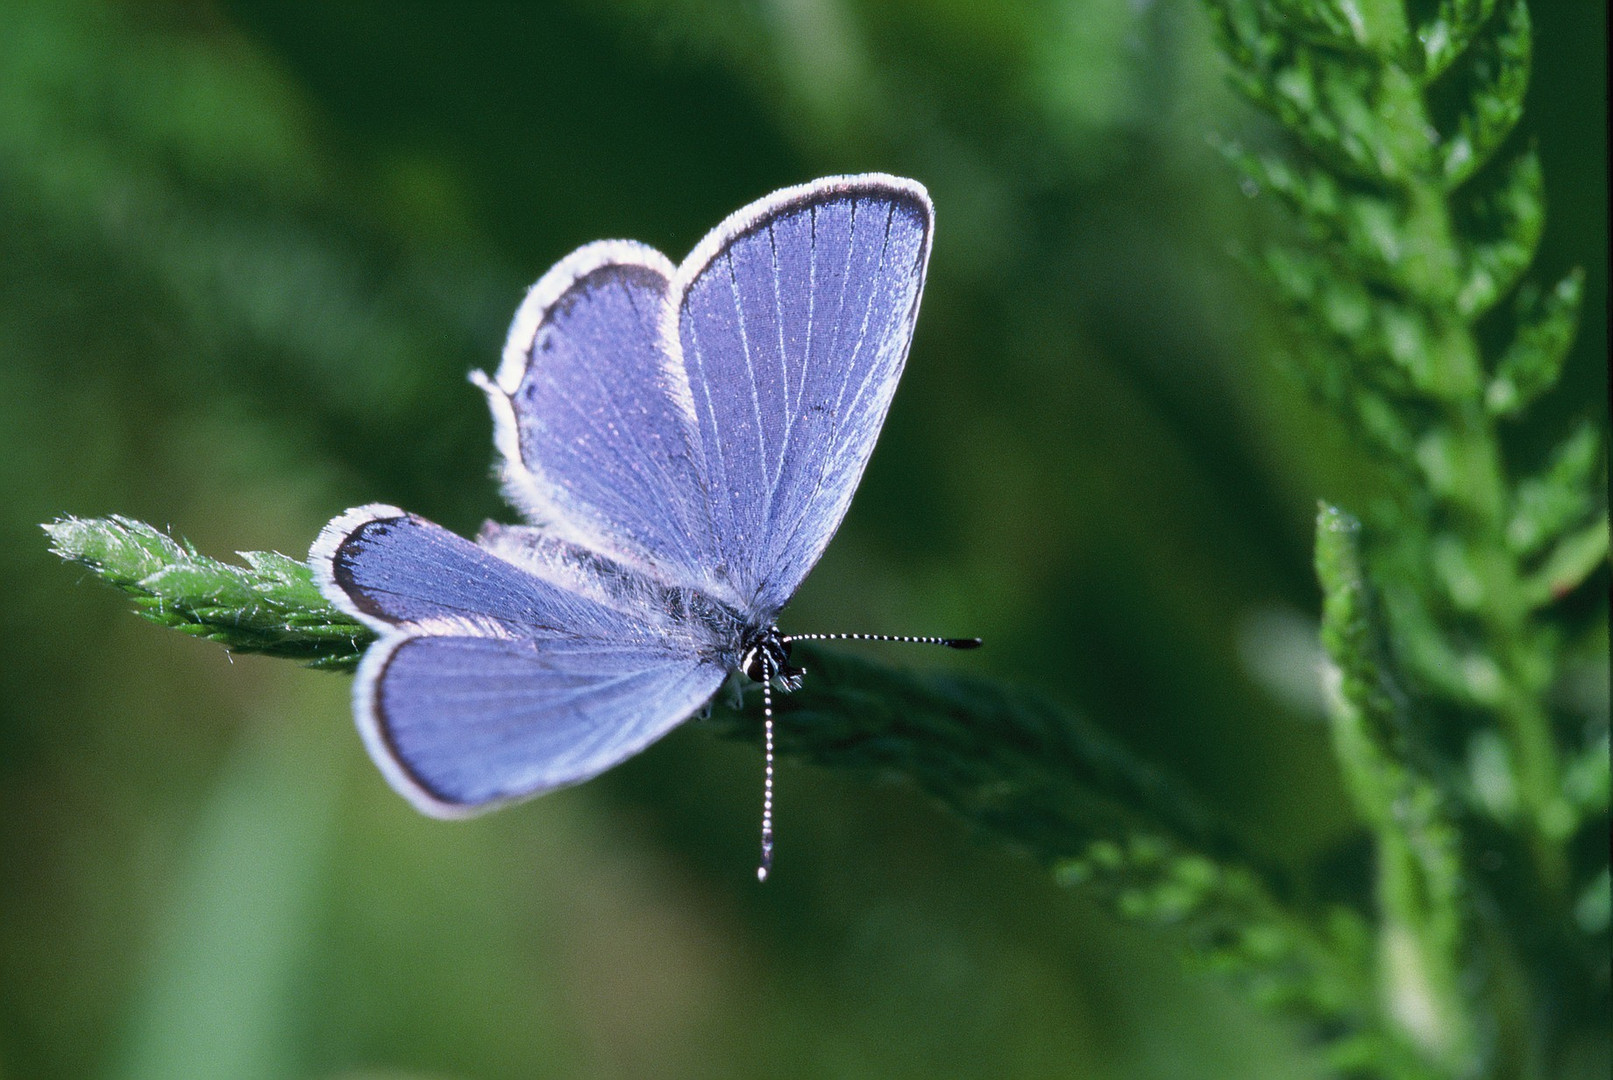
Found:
<box><xmin>311</xmin><ymin>175</ymin><xmax>975</xmax><ymax>877</ymax></box>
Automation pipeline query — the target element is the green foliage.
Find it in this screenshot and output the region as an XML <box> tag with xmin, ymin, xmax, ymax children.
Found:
<box><xmin>27</xmin><ymin>0</ymin><xmax>1606</xmax><ymax>1078</ymax></box>
<box><xmin>1486</xmin><ymin>272</ymin><xmax>1583</xmax><ymax>418</ymax></box>
<box><xmin>36</xmin><ymin>506</ymin><xmax>1422</xmax><ymax>1077</ymax></box>
<box><xmin>1206</xmin><ymin>0</ymin><xmax>1610</xmax><ymax>1075</ymax></box>
<box><xmin>54</xmin><ymin>511</ymin><xmax>1384</xmax><ymax>1048</ymax></box>
<box><xmin>708</xmin><ymin>644</ymin><xmax>1420</xmax><ymax>1069</ymax></box>
<box><xmin>43</xmin><ymin>516</ymin><xmax>372</xmax><ymax>670</ymax></box>
<box><xmin>1316</xmin><ymin>507</ymin><xmax>1475</xmax><ymax>1075</ymax></box>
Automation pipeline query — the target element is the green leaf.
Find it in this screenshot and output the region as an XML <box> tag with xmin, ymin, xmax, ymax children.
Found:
<box><xmin>1353</xmin><ymin>391</ymin><xmax>1420</xmax><ymax>462</ymax></box>
<box><xmin>1206</xmin><ymin>1</ymin><xmax>1407</xmax><ymax>186</ymax></box>
<box><xmin>1289</xmin><ymin>50</ymin><xmax>1408</xmax><ymax>184</ymax></box>
<box><xmin>1506</xmin><ymin>422</ymin><xmax>1602</xmax><ymax>556</ymax></box>
<box><xmin>1262</xmin><ymin>245</ymin><xmax>1372</xmax><ymax>343</ymax></box>
<box><xmin>1438</xmin><ymin>0</ymin><xmax>1530</xmax><ymax>186</ymax></box>
<box><xmin>1465</xmin><ymin>729</ymin><xmax>1520</xmax><ymax>820</ymax></box>
<box><xmin>1381</xmin><ymin>584</ymin><xmax>1505</xmax><ymax>708</ymax></box>
<box><xmin>1228</xmin><ymin>140</ymin><xmax>1475</xmax><ymax>308</ymax></box>
<box><xmin>707</xmin><ymin>644</ymin><xmax>1243</xmax><ymax>868</ymax></box>
<box><xmin>1486</xmin><ymin>269</ymin><xmax>1585</xmax><ymax>417</ymax></box>
<box><xmin>1055</xmin><ymin>835</ymin><xmax>1387</xmax><ymax>1045</ymax></box>
<box><xmin>1430</xmin><ymin>532</ymin><xmax>1489</xmax><ymax>613</ymax></box>
<box><xmin>43</xmin><ymin>515</ymin><xmax>373</xmax><ymax>669</ymax></box>
<box><xmin>1315</xmin><ymin>505</ymin><xmax>1479</xmax><ymax>1071</ymax></box>
<box><xmin>1574</xmin><ymin>867</ymin><xmax>1612</xmax><ymax>935</ymax></box>
<box><xmin>1454</xmin><ymin>149</ymin><xmax>1544</xmax><ymax>319</ymax></box>
<box><xmin>1267</xmin><ymin>0</ymin><xmax>1373</xmax><ymax>51</ymax></box>
<box><xmin>1208</xmin><ymin>0</ymin><xmax>1602</xmax><ymax>1069</ymax></box>
<box><xmin>1521</xmin><ymin>515</ymin><xmax>1610</xmax><ymax>609</ymax></box>
<box><xmin>1316</xmin><ymin>506</ymin><xmax>1425</xmax><ymax>806</ymax></box>
<box><xmin>1201</xmin><ymin>0</ymin><xmax>1275</xmax><ymax>76</ymax></box>
<box><xmin>1221</xmin><ymin>140</ymin><xmax>1344</xmax><ymax>232</ymax></box>
<box><xmin>1561</xmin><ymin>728</ymin><xmax>1610</xmax><ymax>821</ymax></box>
<box><xmin>705</xmin><ymin>644</ymin><xmax>1406</xmax><ymax>1054</ymax></box>
<box><xmin>1261</xmin><ymin>246</ymin><xmax>1439</xmax><ymax>397</ymax></box>
<box><xmin>1416</xmin><ymin>0</ymin><xmax>1502</xmax><ymax>80</ymax></box>
<box><xmin>1413</xmin><ymin>424</ymin><xmax>1507</xmax><ymax>518</ymax></box>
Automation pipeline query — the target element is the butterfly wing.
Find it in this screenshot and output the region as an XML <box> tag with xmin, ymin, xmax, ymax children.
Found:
<box><xmin>474</xmin><ymin>241</ymin><xmax>722</xmax><ymax>594</ymax></box>
<box><xmin>312</xmin><ymin>506</ymin><xmax>727</xmax><ymax>817</ymax></box>
<box><xmin>477</xmin><ymin>176</ymin><xmax>934</xmax><ymax>618</ymax></box>
<box><xmin>669</xmin><ymin>174</ymin><xmax>933</xmax><ymax>616</ymax></box>
<box><xmin>315</xmin><ymin>177</ymin><xmax>935</xmax><ymax>816</ymax></box>
<box><xmin>355</xmin><ymin>634</ymin><xmax>726</xmax><ymax>816</ymax></box>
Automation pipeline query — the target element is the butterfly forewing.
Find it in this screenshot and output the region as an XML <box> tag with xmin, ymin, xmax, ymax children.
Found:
<box><xmin>672</xmin><ymin>176</ymin><xmax>933</xmax><ymax>616</ymax></box>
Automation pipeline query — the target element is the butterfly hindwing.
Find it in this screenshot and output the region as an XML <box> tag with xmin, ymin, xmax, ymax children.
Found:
<box><xmin>312</xmin><ymin>506</ymin><xmax>726</xmax><ymax>816</ymax></box>
<box><xmin>357</xmin><ymin>633</ymin><xmax>726</xmax><ymax>816</ymax></box>
<box><xmin>314</xmin><ymin>505</ymin><xmax>642</xmax><ymax>641</ymax></box>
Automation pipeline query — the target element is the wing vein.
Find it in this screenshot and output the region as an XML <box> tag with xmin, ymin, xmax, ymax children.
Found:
<box><xmin>823</xmin><ymin>203</ymin><xmax>902</xmax><ymax>480</ymax></box>
<box><xmin>768</xmin><ymin>222</ymin><xmax>793</xmax><ymax>506</ymax></box>
<box><xmin>760</xmin><ymin>194</ymin><xmax>859</xmax><ymax>598</ymax></box>
<box><xmin>612</xmin><ymin>276</ymin><xmax>693</xmax><ymax>509</ymax></box>
<box><xmin>540</xmin><ymin>364</ymin><xmax>667</xmax><ymax>540</ymax></box>
<box><xmin>725</xmin><ymin>252</ymin><xmax>768</xmax><ymax>575</ymax></box>
<box><xmin>768</xmin><ymin>198</ymin><xmax>886</xmax><ymax>582</ymax></box>
<box><xmin>685</xmin><ymin>322</ymin><xmax>732</xmax><ymax>576</ymax></box>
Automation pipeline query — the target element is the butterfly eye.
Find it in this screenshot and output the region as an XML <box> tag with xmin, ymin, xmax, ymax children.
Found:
<box><xmin>741</xmin><ymin>643</ymin><xmax>773</xmax><ymax>683</ymax></box>
<box><xmin>741</xmin><ymin>631</ymin><xmax>795</xmax><ymax>683</ymax></box>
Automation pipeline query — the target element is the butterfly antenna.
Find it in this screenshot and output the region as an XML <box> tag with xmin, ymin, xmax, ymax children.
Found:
<box><xmin>752</xmin><ymin>634</ymin><xmax>977</xmax><ymax>882</ymax></box>
<box><xmin>758</xmin><ymin>653</ymin><xmax>777</xmax><ymax>883</ymax></box>
<box><xmin>783</xmin><ymin>633</ymin><xmax>982</xmax><ymax>649</ymax></box>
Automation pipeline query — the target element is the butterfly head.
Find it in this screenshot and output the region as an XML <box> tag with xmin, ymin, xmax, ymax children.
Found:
<box><xmin>740</xmin><ymin>625</ymin><xmax>804</xmax><ymax>691</ymax></box>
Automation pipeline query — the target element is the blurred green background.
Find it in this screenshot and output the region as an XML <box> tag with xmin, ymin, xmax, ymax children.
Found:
<box><xmin>1</xmin><ymin>1</ymin><xmax>1604</xmax><ymax>1078</ymax></box>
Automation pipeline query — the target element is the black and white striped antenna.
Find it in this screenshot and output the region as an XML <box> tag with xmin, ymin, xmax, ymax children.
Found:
<box><xmin>753</xmin><ymin>632</ymin><xmax>981</xmax><ymax>881</ymax></box>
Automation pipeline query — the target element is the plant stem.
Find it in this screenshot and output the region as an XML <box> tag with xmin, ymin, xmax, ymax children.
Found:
<box><xmin>1362</xmin><ymin>0</ymin><xmax>1566</xmax><ymax>891</ymax></box>
<box><xmin>1318</xmin><ymin>506</ymin><xmax>1479</xmax><ymax>1075</ymax></box>
<box><xmin>706</xmin><ymin>644</ymin><xmax>1432</xmax><ymax>1073</ymax></box>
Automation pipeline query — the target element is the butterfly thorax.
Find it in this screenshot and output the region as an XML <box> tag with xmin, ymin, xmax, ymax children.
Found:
<box><xmin>740</xmin><ymin>625</ymin><xmax>804</xmax><ymax>691</ymax></box>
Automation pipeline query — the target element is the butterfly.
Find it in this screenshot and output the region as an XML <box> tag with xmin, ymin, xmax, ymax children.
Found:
<box><xmin>311</xmin><ymin>175</ymin><xmax>976</xmax><ymax>878</ymax></box>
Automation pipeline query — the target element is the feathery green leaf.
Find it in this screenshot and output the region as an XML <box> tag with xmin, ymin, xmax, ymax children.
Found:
<box><xmin>1316</xmin><ymin>506</ymin><xmax>1480</xmax><ymax>1073</ymax></box>
<box><xmin>1521</xmin><ymin>516</ymin><xmax>1610</xmax><ymax>610</ymax></box>
<box><xmin>1417</xmin><ymin>0</ymin><xmax>1501</xmax><ymax>79</ymax></box>
<box><xmin>705</xmin><ymin>643</ymin><xmax>1415</xmax><ymax>1057</ymax></box>
<box><xmin>1486</xmin><ymin>269</ymin><xmax>1585</xmax><ymax>417</ymax></box>
<box><xmin>1454</xmin><ymin>149</ymin><xmax>1544</xmax><ymax>319</ymax></box>
<box><xmin>1437</xmin><ymin>0</ymin><xmax>1530</xmax><ymax>186</ymax></box>
<box><xmin>1505</xmin><ymin>422</ymin><xmax>1602</xmax><ymax>557</ymax></box>
<box><xmin>44</xmin><ymin>515</ymin><xmax>373</xmax><ymax>669</ymax></box>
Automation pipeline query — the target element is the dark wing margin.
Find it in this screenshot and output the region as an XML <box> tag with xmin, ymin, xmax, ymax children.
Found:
<box><xmin>667</xmin><ymin>174</ymin><xmax>933</xmax><ymax>616</ymax></box>
<box><xmin>312</xmin><ymin>504</ymin><xmax>631</xmax><ymax>639</ymax></box>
